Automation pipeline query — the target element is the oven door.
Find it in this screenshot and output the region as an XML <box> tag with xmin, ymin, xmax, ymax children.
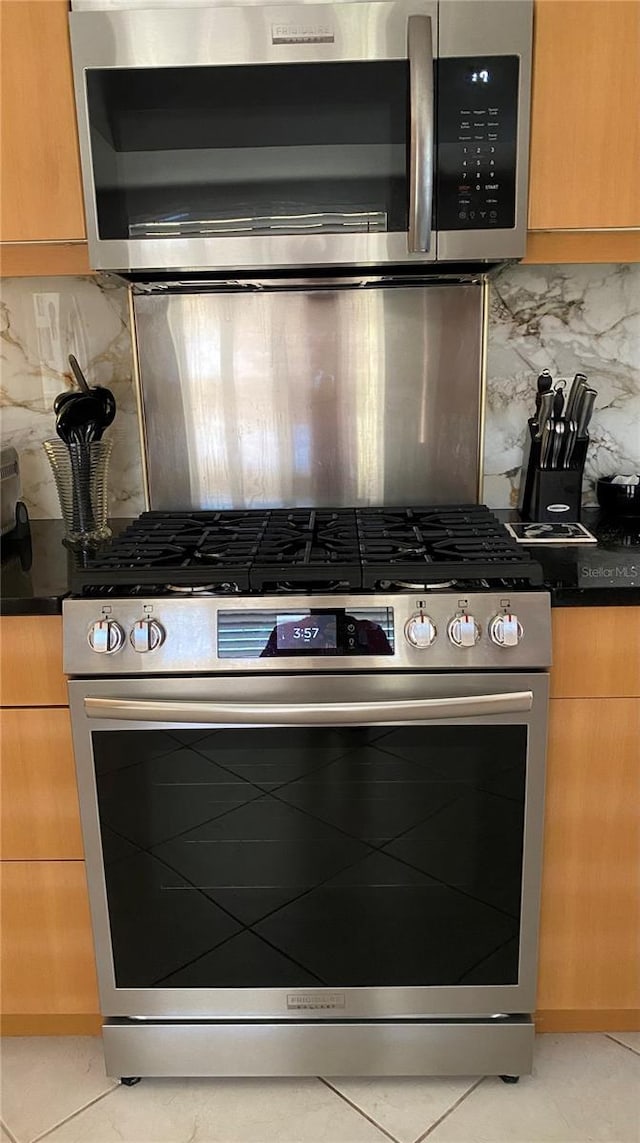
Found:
<box><xmin>69</xmin><ymin>671</ymin><xmax>548</xmax><ymax>1020</ymax></box>
<box><xmin>69</xmin><ymin>0</ymin><xmax>531</xmax><ymax>272</ymax></box>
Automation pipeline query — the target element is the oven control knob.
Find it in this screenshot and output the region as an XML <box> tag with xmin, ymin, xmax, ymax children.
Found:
<box><xmin>489</xmin><ymin>613</ymin><xmax>523</xmax><ymax>647</ymax></box>
<box><xmin>130</xmin><ymin>618</ymin><xmax>165</xmax><ymax>653</ymax></box>
<box><xmin>447</xmin><ymin>614</ymin><xmax>480</xmax><ymax>648</ymax></box>
<box><xmin>87</xmin><ymin>619</ymin><xmax>125</xmax><ymax>654</ymax></box>
<box><xmin>405</xmin><ymin>613</ymin><xmax>437</xmax><ymax>648</ymax></box>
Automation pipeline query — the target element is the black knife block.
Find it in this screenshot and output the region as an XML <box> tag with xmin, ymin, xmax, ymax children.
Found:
<box><xmin>519</xmin><ymin>422</ymin><xmax>589</xmax><ymax>522</ymax></box>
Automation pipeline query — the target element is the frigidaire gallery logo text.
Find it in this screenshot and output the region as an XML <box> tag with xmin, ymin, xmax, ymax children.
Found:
<box><xmin>272</xmin><ymin>23</ymin><xmax>334</xmax><ymax>42</ymax></box>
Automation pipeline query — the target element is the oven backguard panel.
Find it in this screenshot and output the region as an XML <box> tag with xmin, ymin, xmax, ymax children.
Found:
<box><xmin>132</xmin><ymin>281</ymin><xmax>485</xmax><ymax>511</ymax></box>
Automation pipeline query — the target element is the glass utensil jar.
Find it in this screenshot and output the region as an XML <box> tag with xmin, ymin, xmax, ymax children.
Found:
<box><xmin>44</xmin><ymin>437</ymin><xmax>112</xmax><ymax>545</ymax></box>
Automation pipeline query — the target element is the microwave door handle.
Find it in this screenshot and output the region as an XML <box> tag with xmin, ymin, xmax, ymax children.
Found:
<box><xmin>407</xmin><ymin>13</ymin><xmax>434</xmax><ymax>253</ymax></box>
<box><xmin>84</xmin><ymin>691</ymin><xmax>533</xmax><ymax>725</ymax></box>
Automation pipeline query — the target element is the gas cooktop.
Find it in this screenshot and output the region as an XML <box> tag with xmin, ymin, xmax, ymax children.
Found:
<box><xmin>72</xmin><ymin>506</ymin><xmax>542</xmax><ymax>594</ymax></box>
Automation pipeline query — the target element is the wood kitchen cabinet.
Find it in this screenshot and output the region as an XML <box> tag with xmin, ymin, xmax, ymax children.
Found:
<box><xmin>0</xmin><ymin>0</ymin><xmax>87</xmax><ymax>273</ymax></box>
<box><xmin>1</xmin><ymin>708</ymin><xmax>84</xmax><ymax>860</ymax></box>
<box><xmin>528</xmin><ymin>0</ymin><xmax>640</xmax><ymax>235</ymax></box>
<box><xmin>536</xmin><ymin>607</ymin><xmax>640</xmax><ymax>1032</ymax></box>
<box><xmin>0</xmin><ymin>862</ymin><xmax>99</xmax><ymax>1028</ymax></box>
<box><xmin>0</xmin><ymin>615</ymin><xmax>100</xmax><ymax>1035</ymax></box>
<box><xmin>0</xmin><ymin>615</ymin><xmax>68</xmax><ymax>706</ymax></box>
<box><xmin>549</xmin><ymin>606</ymin><xmax>640</xmax><ymax>699</ymax></box>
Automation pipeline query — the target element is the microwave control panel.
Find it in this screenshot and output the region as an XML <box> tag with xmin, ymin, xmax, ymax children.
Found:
<box><xmin>435</xmin><ymin>56</ymin><xmax>520</xmax><ymax>231</ymax></box>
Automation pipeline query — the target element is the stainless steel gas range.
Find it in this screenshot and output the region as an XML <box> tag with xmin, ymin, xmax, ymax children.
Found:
<box><xmin>64</xmin><ymin>507</ymin><xmax>550</xmax><ymax>1083</ymax></box>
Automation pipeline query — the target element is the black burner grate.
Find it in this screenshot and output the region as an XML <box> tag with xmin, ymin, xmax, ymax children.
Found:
<box><xmin>250</xmin><ymin>509</ymin><xmax>361</xmax><ymax>590</ymax></box>
<box><xmin>71</xmin><ymin>506</ymin><xmax>542</xmax><ymax>593</ymax></box>
<box><xmin>357</xmin><ymin>506</ymin><xmax>541</xmax><ymax>586</ymax></box>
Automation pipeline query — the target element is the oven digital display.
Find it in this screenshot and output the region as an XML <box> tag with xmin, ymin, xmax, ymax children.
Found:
<box><xmin>217</xmin><ymin>608</ymin><xmax>394</xmax><ymax>658</ymax></box>
<box><xmin>276</xmin><ymin>614</ymin><xmax>337</xmax><ymax>650</ymax></box>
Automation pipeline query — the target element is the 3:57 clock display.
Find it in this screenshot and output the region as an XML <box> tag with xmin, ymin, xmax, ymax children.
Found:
<box><xmin>276</xmin><ymin>614</ymin><xmax>337</xmax><ymax>650</ymax></box>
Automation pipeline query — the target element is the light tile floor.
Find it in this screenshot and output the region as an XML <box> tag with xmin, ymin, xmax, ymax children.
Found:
<box><xmin>1</xmin><ymin>1033</ymin><xmax>638</xmax><ymax>1143</ymax></box>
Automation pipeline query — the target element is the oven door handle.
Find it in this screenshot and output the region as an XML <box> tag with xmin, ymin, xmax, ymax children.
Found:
<box><xmin>407</xmin><ymin>13</ymin><xmax>434</xmax><ymax>253</ymax></box>
<box><xmin>83</xmin><ymin>691</ymin><xmax>533</xmax><ymax>725</ymax></box>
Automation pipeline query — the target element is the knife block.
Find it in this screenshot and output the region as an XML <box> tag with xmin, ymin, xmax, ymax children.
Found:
<box><xmin>518</xmin><ymin>423</ymin><xmax>588</xmax><ymax>523</ymax></box>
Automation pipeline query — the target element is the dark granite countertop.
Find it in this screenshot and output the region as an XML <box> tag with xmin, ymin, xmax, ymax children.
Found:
<box><xmin>495</xmin><ymin>508</ymin><xmax>640</xmax><ymax>607</ymax></box>
<box><xmin>1</xmin><ymin>510</ymin><xmax>639</xmax><ymax>617</ymax></box>
<box><xmin>1</xmin><ymin>518</ymin><xmax>71</xmax><ymax>616</ymax></box>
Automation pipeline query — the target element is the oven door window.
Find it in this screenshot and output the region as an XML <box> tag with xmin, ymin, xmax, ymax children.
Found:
<box><xmin>85</xmin><ymin>62</ymin><xmax>408</xmax><ymax>242</ymax></box>
<box><xmin>93</xmin><ymin>723</ymin><xmax>527</xmax><ymax>990</ymax></box>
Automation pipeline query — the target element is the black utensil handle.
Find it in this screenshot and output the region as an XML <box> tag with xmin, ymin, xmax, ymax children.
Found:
<box><xmin>536</xmin><ymin>370</ymin><xmax>553</xmax><ymax>392</ymax></box>
<box><xmin>68</xmin><ymin>354</ymin><xmax>91</xmax><ymax>394</ymax></box>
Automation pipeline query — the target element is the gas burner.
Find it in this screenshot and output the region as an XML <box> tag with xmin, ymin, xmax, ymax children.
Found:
<box><xmin>379</xmin><ymin>580</ymin><xmax>456</xmax><ymax>591</ymax></box>
<box><xmin>166</xmin><ymin>583</ymin><xmax>238</xmax><ymax>595</ymax></box>
<box><xmin>274</xmin><ymin>579</ymin><xmax>350</xmax><ymax>593</ymax></box>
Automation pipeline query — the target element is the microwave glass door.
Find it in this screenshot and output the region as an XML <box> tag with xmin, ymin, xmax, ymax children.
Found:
<box><xmin>91</xmin><ymin>721</ymin><xmax>526</xmax><ymax>991</ymax></box>
<box><xmin>86</xmin><ymin>62</ymin><xmax>409</xmax><ymax>243</ymax></box>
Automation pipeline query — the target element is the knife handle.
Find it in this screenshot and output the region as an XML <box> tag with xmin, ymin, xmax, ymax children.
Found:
<box><xmin>553</xmin><ymin>388</ymin><xmax>564</xmax><ymax>418</ymax></box>
<box><xmin>536</xmin><ymin>391</ymin><xmax>554</xmax><ymax>438</ymax></box>
<box><xmin>565</xmin><ymin>374</ymin><xmax>585</xmax><ymax>421</ymax></box>
<box><xmin>536</xmin><ymin>370</ymin><xmax>553</xmax><ymax>393</ymax></box>
<box><xmin>577</xmin><ymin>389</ymin><xmax>597</xmax><ymax>437</ymax></box>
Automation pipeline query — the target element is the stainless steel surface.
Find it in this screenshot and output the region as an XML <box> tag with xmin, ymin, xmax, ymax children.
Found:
<box><xmin>83</xmin><ymin>689</ymin><xmax>534</xmax><ymax>724</ymax></box>
<box><xmin>0</xmin><ymin>446</ymin><xmax>20</xmax><ymax>537</ymax></box>
<box><xmin>102</xmin><ymin>1017</ymin><xmax>535</xmax><ymax>1079</ymax></box>
<box><xmin>63</xmin><ymin>592</ymin><xmax>552</xmax><ymax>675</ymax></box>
<box><xmin>562</xmin><ymin>419</ymin><xmax>578</xmax><ymax>470</ymax></box>
<box><xmin>69</xmin><ymin>0</ymin><xmax>532</xmax><ymax>271</ymax></box>
<box><xmin>577</xmin><ymin>389</ymin><xmax>597</xmax><ymax>438</ymax></box>
<box><xmin>436</xmin><ymin>0</ymin><xmax>532</xmax><ymax>265</ymax></box>
<box><xmin>565</xmin><ymin>373</ymin><xmax>588</xmax><ymax>423</ymax></box>
<box><xmin>132</xmin><ymin>281</ymin><xmax>484</xmax><ymax>510</ymax></box>
<box><xmin>67</xmin><ymin>668</ymin><xmax>548</xmax><ymax>1019</ymax></box>
<box><xmin>551</xmin><ymin>419</ymin><xmax>565</xmax><ymax>470</ymax></box>
<box><xmin>408</xmin><ymin>14</ymin><xmax>433</xmax><ymax>253</ymax></box>
<box><xmin>540</xmin><ymin>419</ymin><xmax>553</xmax><ymax>469</ymax></box>
<box><xmin>535</xmin><ymin>392</ymin><xmax>554</xmax><ymax>441</ymax></box>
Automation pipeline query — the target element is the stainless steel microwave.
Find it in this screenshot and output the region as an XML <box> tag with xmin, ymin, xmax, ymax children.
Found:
<box><xmin>69</xmin><ymin>0</ymin><xmax>533</xmax><ymax>274</ymax></box>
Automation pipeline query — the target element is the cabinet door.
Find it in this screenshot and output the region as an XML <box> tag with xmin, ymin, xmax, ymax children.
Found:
<box><xmin>0</xmin><ymin>617</ymin><xmax>67</xmax><ymax>707</ymax></box>
<box><xmin>1</xmin><ymin>708</ymin><xmax>83</xmax><ymax>860</ymax></box>
<box><xmin>0</xmin><ymin>862</ymin><xmax>99</xmax><ymax>1016</ymax></box>
<box><xmin>529</xmin><ymin>0</ymin><xmax>640</xmax><ymax>230</ymax></box>
<box><xmin>537</xmin><ymin>698</ymin><xmax>640</xmax><ymax>1013</ymax></box>
<box><xmin>0</xmin><ymin>0</ymin><xmax>85</xmax><ymax>241</ymax></box>
<box><xmin>550</xmin><ymin>607</ymin><xmax>640</xmax><ymax>699</ymax></box>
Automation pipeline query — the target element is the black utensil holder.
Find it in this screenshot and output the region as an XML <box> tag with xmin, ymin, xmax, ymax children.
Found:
<box><xmin>519</xmin><ymin>423</ymin><xmax>588</xmax><ymax>522</ymax></box>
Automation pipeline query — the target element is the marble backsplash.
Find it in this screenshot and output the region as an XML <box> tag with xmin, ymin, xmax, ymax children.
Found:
<box><xmin>1</xmin><ymin>263</ymin><xmax>638</xmax><ymax>517</ymax></box>
<box><xmin>1</xmin><ymin>275</ymin><xmax>144</xmax><ymax>519</ymax></box>
<box><xmin>485</xmin><ymin>261</ymin><xmax>640</xmax><ymax>507</ymax></box>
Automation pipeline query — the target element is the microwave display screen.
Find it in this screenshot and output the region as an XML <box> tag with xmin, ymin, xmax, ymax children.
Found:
<box><xmin>467</xmin><ymin>68</ymin><xmax>491</xmax><ymax>84</ymax></box>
